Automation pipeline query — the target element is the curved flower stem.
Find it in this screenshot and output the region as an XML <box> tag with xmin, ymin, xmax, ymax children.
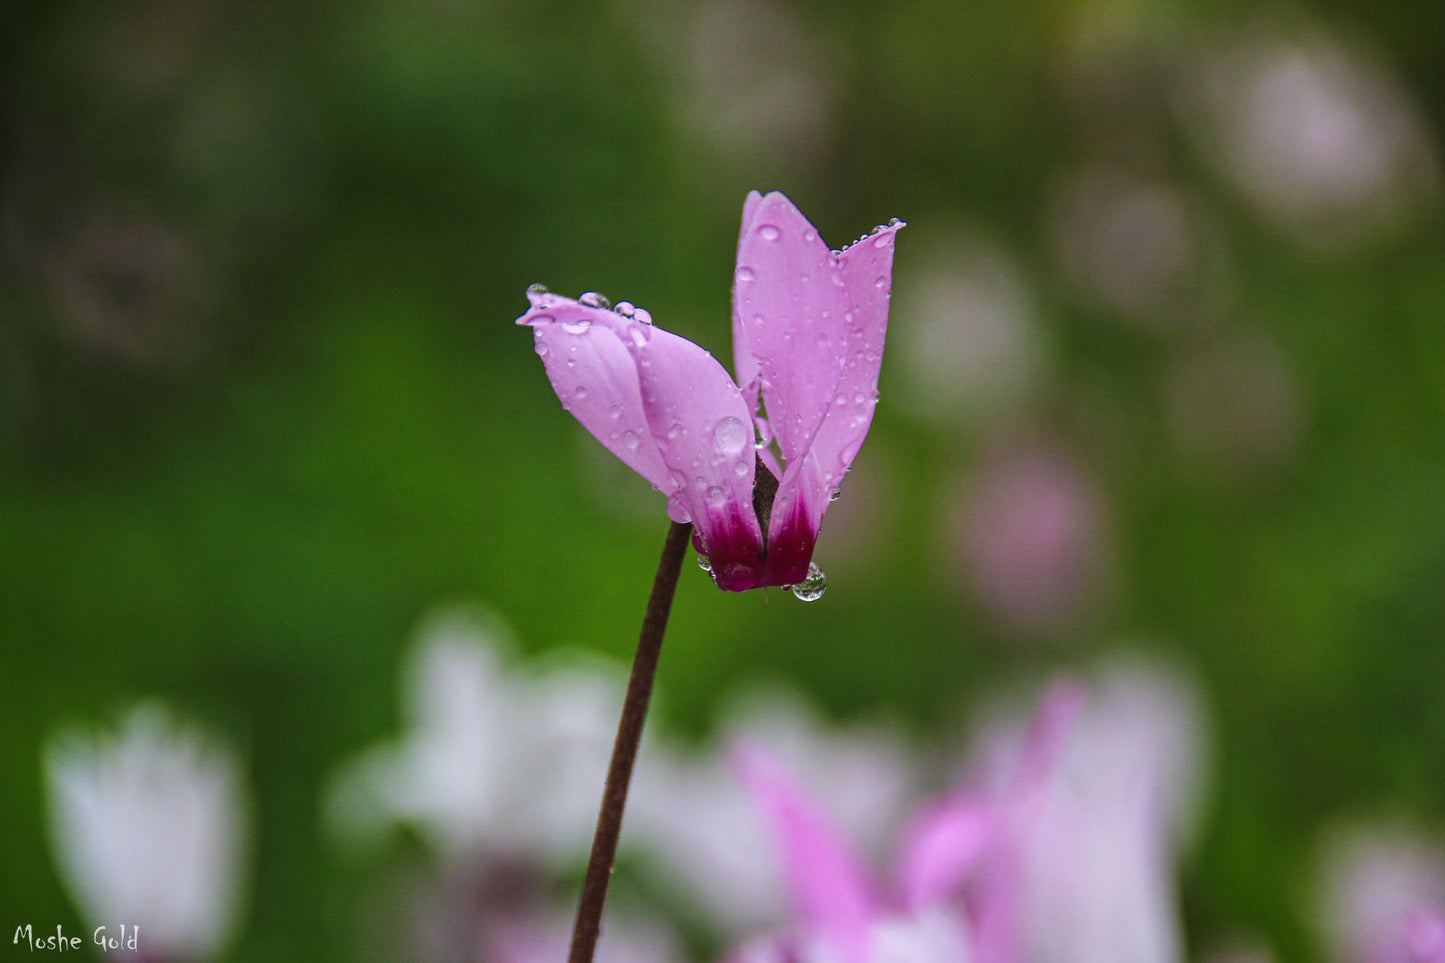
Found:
<box><xmin>567</xmin><ymin>520</ymin><xmax>693</xmax><ymax>963</ymax></box>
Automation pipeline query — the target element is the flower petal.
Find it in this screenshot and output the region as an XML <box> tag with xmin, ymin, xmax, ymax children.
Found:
<box><xmin>733</xmin><ymin>190</ymin><xmax>764</xmax><ymax>412</ymax></box>
<box><xmin>759</xmin><ymin>217</ymin><xmax>904</xmax><ymax>585</ymax></box>
<box><xmin>732</xmin><ymin>741</ymin><xmax>876</xmax><ymax>963</ymax></box>
<box><xmin>896</xmin><ymin>794</ymin><xmax>995</xmax><ymax>912</ymax></box>
<box><xmin>733</xmin><ymin>192</ymin><xmax>852</xmax><ymax>467</ymax></box>
<box><xmin>625</xmin><ymin>322</ymin><xmax>765</xmax><ymax>591</ymax></box>
<box><xmin>518</xmin><ymin>291</ymin><xmax>676</xmax><ymax>496</ymax></box>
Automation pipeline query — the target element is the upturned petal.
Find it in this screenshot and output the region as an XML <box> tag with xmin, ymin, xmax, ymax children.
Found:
<box><xmin>733</xmin><ymin>192</ymin><xmax>853</xmax><ymax>467</ymax></box>
<box><xmin>626</xmin><ymin>322</ymin><xmax>765</xmax><ymax>591</ymax></box>
<box><xmin>732</xmin><ymin>741</ymin><xmax>876</xmax><ymax>963</ymax></box>
<box><xmin>735</xmin><ymin>201</ymin><xmax>903</xmax><ymax>587</ymax></box>
<box><xmin>520</xmin><ymin>290</ymin><xmax>764</xmax><ymax>590</ymax></box>
<box><xmin>517</xmin><ymin>290</ymin><xmax>676</xmax><ymax>496</ymax></box>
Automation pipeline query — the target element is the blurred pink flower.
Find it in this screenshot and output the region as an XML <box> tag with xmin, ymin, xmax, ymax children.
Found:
<box><xmin>1318</xmin><ymin>825</ymin><xmax>1445</xmax><ymax>963</ymax></box>
<box><xmin>519</xmin><ymin>191</ymin><xmax>903</xmax><ymax>591</ymax></box>
<box><xmin>954</xmin><ymin>442</ymin><xmax>1112</xmax><ymax>636</ymax></box>
<box><xmin>722</xmin><ymin>682</ymin><xmax>1084</xmax><ymax>963</ymax></box>
<box><xmin>963</xmin><ymin>658</ymin><xmax>1210</xmax><ymax>963</ymax></box>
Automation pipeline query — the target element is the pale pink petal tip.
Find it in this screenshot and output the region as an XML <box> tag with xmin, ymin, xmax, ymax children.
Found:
<box><xmin>897</xmin><ymin>794</ymin><xmax>996</xmax><ymax>912</ymax></box>
<box><xmin>730</xmin><ymin>740</ymin><xmax>875</xmax><ymax>958</ymax></box>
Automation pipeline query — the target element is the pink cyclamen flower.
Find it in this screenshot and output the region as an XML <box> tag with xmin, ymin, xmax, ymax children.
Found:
<box><xmin>518</xmin><ymin>192</ymin><xmax>904</xmax><ymax>591</ymax></box>
<box><xmin>725</xmin><ymin>681</ymin><xmax>1084</xmax><ymax>963</ymax></box>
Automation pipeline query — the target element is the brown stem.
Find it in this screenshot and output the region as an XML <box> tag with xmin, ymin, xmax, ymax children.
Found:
<box><xmin>567</xmin><ymin>520</ymin><xmax>693</xmax><ymax>963</ymax></box>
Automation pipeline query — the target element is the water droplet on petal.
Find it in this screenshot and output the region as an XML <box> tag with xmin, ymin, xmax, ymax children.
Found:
<box><xmin>705</xmin><ymin>486</ymin><xmax>726</xmax><ymax>508</ymax></box>
<box><xmin>873</xmin><ymin>233</ymin><xmax>893</xmax><ymax>249</ymax></box>
<box><xmin>733</xmin><ymin>461</ymin><xmax>749</xmax><ymax>477</ymax></box>
<box><xmin>874</xmin><ymin>276</ymin><xmax>888</xmax><ymax>289</ymax></box>
<box><xmin>736</xmin><ymin>266</ymin><xmax>755</xmax><ymax>282</ymax></box>
<box><xmin>666</xmin><ymin>492</ymin><xmax>692</xmax><ymax>524</ymax></box>
<box><xmin>579</xmin><ymin>291</ymin><xmax>610</xmax><ymax>308</ymax></box>
<box><xmin>697</xmin><ymin>554</ymin><xmax>713</xmax><ymax>573</ymax></box>
<box><xmin>609</xmin><ymin>404</ymin><xmax>623</xmax><ymax>420</ymax></box>
<box><xmin>758</xmin><ymin>224</ymin><xmax>781</xmax><ymax>241</ymax></box>
<box><xmin>527</xmin><ymin>282</ymin><xmax>550</xmax><ymax>298</ymax></box>
<box><xmin>791</xmin><ymin>562</ymin><xmax>827</xmax><ymax>601</ymax></box>
<box><xmin>535</xmin><ymin>341</ymin><xmax>549</xmax><ymax>357</ymax></box>
<box><xmin>713</xmin><ymin>416</ymin><xmax>749</xmax><ymax>455</ymax></box>
<box><xmin>633</xmin><ymin>307</ymin><xmax>652</xmax><ymax>325</ymax></box>
<box><xmin>840</xmin><ymin>441</ymin><xmax>861</xmax><ymax>464</ymax></box>
<box><xmin>615</xmin><ymin>301</ymin><xmax>636</xmax><ymax>318</ymax></box>
<box><xmin>562</xmin><ymin>319</ymin><xmax>592</xmax><ymax>335</ymax></box>
<box><xmin>622</xmin><ymin>430</ymin><xmax>641</xmax><ymax>450</ymax></box>
<box><xmin>829</xmin><ymin>489</ymin><xmax>842</xmax><ymax>502</ymax></box>
<box><xmin>835</xmin><ymin>394</ymin><xmax>847</xmax><ymax>406</ymax></box>
<box><xmin>803</xmin><ymin>228</ymin><xmax>817</xmax><ymax>242</ymax></box>
<box><xmin>574</xmin><ymin>385</ymin><xmax>588</xmax><ymax>400</ymax></box>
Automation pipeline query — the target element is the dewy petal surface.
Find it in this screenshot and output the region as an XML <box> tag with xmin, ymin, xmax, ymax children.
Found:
<box><xmin>765</xmin><ymin>218</ymin><xmax>904</xmax><ymax>577</ymax></box>
<box><xmin>625</xmin><ymin>321</ymin><xmax>764</xmax><ymax>591</ymax></box>
<box><xmin>733</xmin><ymin>192</ymin><xmax>852</xmax><ymax>467</ymax></box>
<box><xmin>517</xmin><ymin>292</ymin><xmax>676</xmax><ymax>496</ymax></box>
<box><xmin>732</xmin><ymin>190</ymin><xmax>764</xmax><ymax>414</ymax></box>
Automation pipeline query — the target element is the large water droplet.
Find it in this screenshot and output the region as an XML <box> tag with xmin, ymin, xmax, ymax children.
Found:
<box><xmin>758</xmin><ymin>224</ymin><xmax>781</xmax><ymax>241</ymax></box>
<box><xmin>714</xmin><ymin>416</ymin><xmax>749</xmax><ymax>455</ymax></box>
<box><xmin>697</xmin><ymin>554</ymin><xmax>713</xmax><ymax>573</ymax></box>
<box><xmin>526</xmin><ymin>282</ymin><xmax>550</xmax><ymax>298</ymax></box>
<box><xmin>705</xmin><ymin>486</ymin><xmax>726</xmax><ymax>508</ymax></box>
<box><xmin>615</xmin><ymin>301</ymin><xmax>636</xmax><ymax>318</ymax></box>
<box><xmin>622</xmin><ymin>430</ymin><xmax>641</xmax><ymax>450</ymax></box>
<box><xmin>562</xmin><ymin>319</ymin><xmax>592</xmax><ymax>335</ymax></box>
<box><xmin>579</xmin><ymin>291</ymin><xmax>610</xmax><ymax>308</ymax></box>
<box><xmin>791</xmin><ymin>562</ymin><xmax>827</xmax><ymax>601</ymax></box>
<box><xmin>633</xmin><ymin>307</ymin><xmax>653</xmax><ymax>325</ymax></box>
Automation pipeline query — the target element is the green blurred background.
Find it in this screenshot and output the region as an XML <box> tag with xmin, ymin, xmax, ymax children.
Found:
<box><xmin>2</xmin><ymin>0</ymin><xmax>1443</xmax><ymax>959</ymax></box>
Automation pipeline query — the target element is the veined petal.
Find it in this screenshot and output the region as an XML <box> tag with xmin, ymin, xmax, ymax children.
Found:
<box><xmin>518</xmin><ymin>291</ymin><xmax>677</xmax><ymax>496</ymax></box>
<box><xmin>734</xmin><ymin>192</ymin><xmax>852</xmax><ymax>467</ymax></box>
<box><xmin>807</xmin><ymin>219</ymin><xmax>904</xmax><ymax>502</ymax></box>
<box><xmin>732</xmin><ymin>741</ymin><xmax>876</xmax><ymax>963</ymax></box>
<box><xmin>753</xmin><ymin>214</ymin><xmax>904</xmax><ymax>587</ymax></box>
<box><xmin>626</xmin><ymin>322</ymin><xmax>764</xmax><ymax>591</ymax></box>
<box><xmin>733</xmin><ymin>190</ymin><xmax>764</xmax><ymax>416</ymax></box>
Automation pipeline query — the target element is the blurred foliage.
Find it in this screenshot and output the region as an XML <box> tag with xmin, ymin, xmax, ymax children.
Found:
<box><xmin>2</xmin><ymin>0</ymin><xmax>1443</xmax><ymax>960</ymax></box>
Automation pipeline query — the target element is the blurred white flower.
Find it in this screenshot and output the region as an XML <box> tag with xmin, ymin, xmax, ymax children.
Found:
<box><xmin>621</xmin><ymin>0</ymin><xmax>835</xmax><ymax>173</ymax></box>
<box><xmin>893</xmin><ymin>234</ymin><xmax>1047</xmax><ymax>422</ymax></box>
<box><xmin>486</xmin><ymin>906</ymin><xmax>681</xmax><ymax>963</ymax></box>
<box><xmin>325</xmin><ymin>604</ymin><xmax>622</xmax><ymax>869</ymax></box>
<box><xmin>966</xmin><ymin>656</ymin><xmax>1210</xmax><ymax>963</ymax></box>
<box><xmin>1318</xmin><ymin>824</ymin><xmax>1445</xmax><ymax>963</ymax></box>
<box><xmin>1185</xmin><ymin>24</ymin><xmax>1439</xmax><ymax>247</ymax></box>
<box><xmin>1052</xmin><ymin>167</ymin><xmax>1228</xmax><ymax>329</ymax></box>
<box><xmin>631</xmin><ymin>684</ymin><xmax>919</xmax><ymax>935</ymax></box>
<box><xmin>44</xmin><ymin>703</ymin><xmax>249</xmax><ymax>961</ymax></box>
